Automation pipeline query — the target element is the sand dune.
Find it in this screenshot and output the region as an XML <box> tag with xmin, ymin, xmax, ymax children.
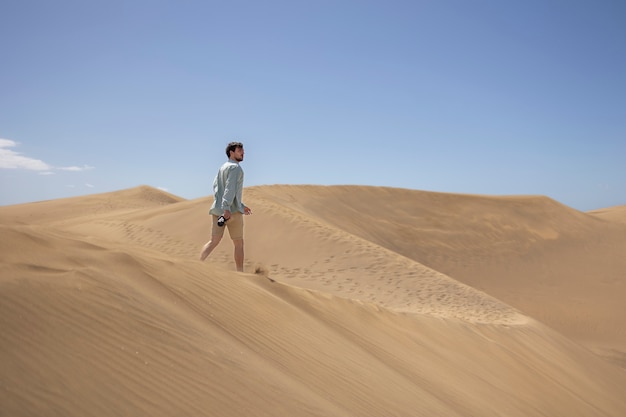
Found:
<box><xmin>589</xmin><ymin>204</ymin><xmax>626</xmax><ymax>225</ymax></box>
<box><xmin>247</xmin><ymin>186</ymin><xmax>626</xmax><ymax>356</ymax></box>
<box><xmin>1</xmin><ymin>185</ymin><xmax>625</xmax><ymax>416</ymax></box>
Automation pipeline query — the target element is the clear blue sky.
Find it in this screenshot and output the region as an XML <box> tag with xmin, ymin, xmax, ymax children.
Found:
<box><xmin>1</xmin><ymin>0</ymin><xmax>625</xmax><ymax>211</ymax></box>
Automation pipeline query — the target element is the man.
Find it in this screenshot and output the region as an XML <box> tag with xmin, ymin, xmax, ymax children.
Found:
<box><xmin>200</xmin><ymin>141</ymin><xmax>252</xmax><ymax>271</ymax></box>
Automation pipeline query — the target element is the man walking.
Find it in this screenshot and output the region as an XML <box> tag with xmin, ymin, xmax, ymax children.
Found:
<box><xmin>200</xmin><ymin>141</ymin><xmax>252</xmax><ymax>271</ymax></box>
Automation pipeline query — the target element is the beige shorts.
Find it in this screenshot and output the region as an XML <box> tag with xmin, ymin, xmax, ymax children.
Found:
<box><xmin>211</xmin><ymin>212</ymin><xmax>244</xmax><ymax>240</ymax></box>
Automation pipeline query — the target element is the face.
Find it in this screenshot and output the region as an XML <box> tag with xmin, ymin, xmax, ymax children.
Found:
<box><xmin>231</xmin><ymin>146</ymin><xmax>244</xmax><ymax>162</ymax></box>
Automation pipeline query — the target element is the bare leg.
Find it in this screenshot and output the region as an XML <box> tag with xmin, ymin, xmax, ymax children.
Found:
<box><xmin>233</xmin><ymin>239</ymin><xmax>244</xmax><ymax>272</ymax></box>
<box><xmin>200</xmin><ymin>235</ymin><xmax>222</xmax><ymax>261</ymax></box>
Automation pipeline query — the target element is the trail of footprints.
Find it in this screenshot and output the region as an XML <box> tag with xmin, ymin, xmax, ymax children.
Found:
<box><xmin>249</xmin><ymin>234</ymin><xmax>523</xmax><ymax>325</ymax></box>
<box><xmin>95</xmin><ymin>220</ymin><xmax>200</xmax><ymax>259</ymax></box>
<box><xmin>94</xmin><ymin>217</ymin><xmax>523</xmax><ymax>325</ymax></box>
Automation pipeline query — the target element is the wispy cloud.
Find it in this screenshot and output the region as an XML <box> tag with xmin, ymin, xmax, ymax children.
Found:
<box><xmin>59</xmin><ymin>165</ymin><xmax>95</xmax><ymax>172</ymax></box>
<box><xmin>0</xmin><ymin>138</ymin><xmax>51</xmax><ymax>170</ymax></box>
<box><xmin>0</xmin><ymin>138</ymin><xmax>94</xmax><ymax>173</ymax></box>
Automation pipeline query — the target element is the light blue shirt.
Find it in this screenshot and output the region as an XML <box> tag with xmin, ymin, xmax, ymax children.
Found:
<box><xmin>209</xmin><ymin>159</ymin><xmax>245</xmax><ymax>215</ymax></box>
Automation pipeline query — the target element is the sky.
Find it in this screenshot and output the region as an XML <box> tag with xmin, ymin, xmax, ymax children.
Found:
<box><xmin>1</xmin><ymin>0</ymin><xmax>625</xmax><ymax>211</ymax></box>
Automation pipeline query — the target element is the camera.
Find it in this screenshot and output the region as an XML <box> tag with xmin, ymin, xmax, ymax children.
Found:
<box><xmin>217</xmin><ymin>215</ymin><xmax>226</xmax><ymax>227</ymax></box>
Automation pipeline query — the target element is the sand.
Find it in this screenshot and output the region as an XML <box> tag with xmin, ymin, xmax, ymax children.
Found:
<box><xmin>1</xmin><ymin>184</ymin><xmax>625</xmax><ymax>416</ymax></box>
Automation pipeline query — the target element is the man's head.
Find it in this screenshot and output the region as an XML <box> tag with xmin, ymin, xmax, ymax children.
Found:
<box><xmin>226</xmin><ymin>141</ymin><xmax>244</xmax><ymax>162</ymax></box>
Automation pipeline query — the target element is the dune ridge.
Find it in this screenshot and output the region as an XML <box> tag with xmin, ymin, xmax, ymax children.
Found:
<box><xmin>589</xmin><ymin>204</ymin><xmax>626</xmax><ymax>225</ymax></box>
<box><xmin>245</xmin><ymin>185</ymin><xmax>626</xmax><ymax>353</ymax></box>
<box><xmin>24</xmin><ymin>186</ymin><xmax>526</xmax><ymax>324</ymax></box>
<box><xmin>1</xmin><ymin>185</ymin><xmax>625</xmax><ymax>416</ymax></box>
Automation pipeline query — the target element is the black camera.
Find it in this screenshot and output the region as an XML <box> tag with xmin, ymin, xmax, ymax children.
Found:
<box><xmin>217</xmin><ymin>215</ymin><xmax>226</xmax><ymax>227</ymax></box>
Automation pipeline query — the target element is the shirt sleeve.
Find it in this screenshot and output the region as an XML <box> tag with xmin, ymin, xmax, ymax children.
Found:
<box><xmin>221</xmin><ymin>165</ymin><xmax>240</xmax><ymax>210</ymax></box>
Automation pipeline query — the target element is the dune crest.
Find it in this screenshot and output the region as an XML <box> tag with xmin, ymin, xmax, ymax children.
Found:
<box><xmin>589</xmin><ymin>204</ymin><xmax>626</xmax><ymax>225</ymax></box>
<box><xmin>34</xmin><ymin>186</ymin><xmax>527</xmax><ymax>324</ymax></box>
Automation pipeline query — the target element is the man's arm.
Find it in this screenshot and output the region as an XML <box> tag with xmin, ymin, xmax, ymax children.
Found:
<box><xmin>220</xmin><ymin>165</ymin><xmax>239</xmax><ymax>214</ymax></box>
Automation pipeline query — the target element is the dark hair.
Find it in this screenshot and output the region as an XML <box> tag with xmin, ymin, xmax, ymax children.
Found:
<box><xmin>225</xmin><ymin>141</ymin><xmax>243</xmax><ymax>157</ymax></box>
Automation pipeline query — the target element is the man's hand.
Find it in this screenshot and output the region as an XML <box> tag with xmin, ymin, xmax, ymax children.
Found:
<box><xmin>244</xmin><ymin>206</ymin><xmax>252</xmax><ymax>215</ymax></box>
<box><xmin>223</xmin><ymin>210</ymin><xmax>232</xmax><ymax>220</ymax></box>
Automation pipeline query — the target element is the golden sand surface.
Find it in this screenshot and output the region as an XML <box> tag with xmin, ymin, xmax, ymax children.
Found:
<box><xmin>1</xmin><ymin>185</ymin><xmax>625</xmax><ymax>416</ymax></box>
